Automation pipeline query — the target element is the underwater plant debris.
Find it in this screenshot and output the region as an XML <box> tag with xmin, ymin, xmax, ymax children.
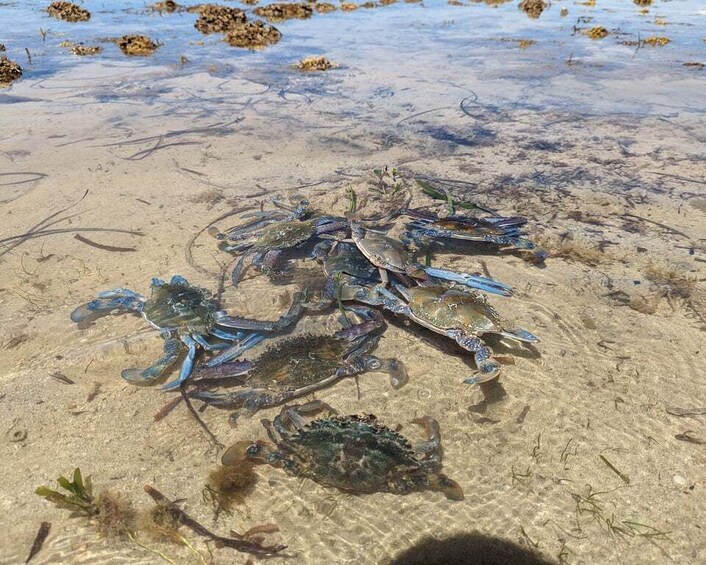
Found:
<box><xmin>47</xmin><ymin>2</ymin><xmax>91</xmax><ymax>22</ymax></box>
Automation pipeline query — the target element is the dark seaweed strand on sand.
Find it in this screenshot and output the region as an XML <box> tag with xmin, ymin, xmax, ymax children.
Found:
<box><xmin>25</xmin><ymin>522</ymin><xmax>51</xmax><ymax>563</ymax></box>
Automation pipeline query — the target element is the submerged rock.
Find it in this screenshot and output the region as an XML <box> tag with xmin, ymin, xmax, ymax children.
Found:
<box><xmin>151</xmin><ymin>0</ymin><xmax>180</xmax><ymax>12</ymax></box>
<box><xmin>59</xmin><ymin>41</ymin><xmax>103</xmax><ymax>55</ymax></box>
<box><xmin>297</xmin><ymin>56</ymin><xmax>336</xmax><ymax>71</ymax></box>
<box><xmin>314</xmin><ymin>2</ymin><xmax>337</xmax><ymax>13</ymax></box>
<box><xmin>224</xmin><ymin>21</ymin><xmax>282</xmax><ymax>49</ymax></box>
<box><xmin>518</xmin><ymin>0</ymin><xmax>546</xmax><ymax>19</ymax></box>
<box><xmin>47</xmin><ymin>1</ymin><xmax>91</xmax><ymax>22</ymax></box>
<box><xmin>254</xmin><ymin>3</ymin><xmax>313</xmax><ymax>22</ymax></box>
<box><xmin>117</xmin><ymin>35</ymin><xmax>160</xmax><ymax>56</ymax></box>
<box><xmin>0</xmin><ymin>56</ymin><xmax>22</xmax><ymax>85</ymax></box>
<box><xmin>189</xmin><ymin>4</ymin><xmax>247</xmax><ymax>34</ymax></box>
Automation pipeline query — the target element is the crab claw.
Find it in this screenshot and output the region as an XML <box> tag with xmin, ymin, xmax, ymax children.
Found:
<box><xmin>428</xmin><ymin>473</ymin><xmax>465</xmax><ymax>501</ymax></box>
<box><xmin>463</xmin><ymin>358</ymin><xmax>502</xmax><ymax>385</ymax></box>
<box><xmin>221</xmin><ymin>440</ymin><xmax>271</xmax><ymax>466</ymax></box>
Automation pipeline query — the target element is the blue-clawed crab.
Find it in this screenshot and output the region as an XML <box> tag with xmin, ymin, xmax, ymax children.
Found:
<box><xmin>212</xmin><ymin>200</ymin><xmax>348</xmax><ymax>286</ymax></box>
<box><xmin>222</xmin><ymin>401</ymin><xmax>463</xmax><ymax>500</ymax></box>
<box><xmin>70</xmin><ymin>275</ymin><xmax>305</xmax><ymax>389</ymax></box>
<box><xmin>345</xmin><ymin>213</ymin><xmax>513</xmax><ymax>297</ymax></box>
<box><xmin>341</xmin><ymin>282</ymin><xmax>538</xmax><ymax>383</ymax></box>
<box><xmin>401</xmin><ymin>208</ymin><xmax>546</xmax><ymax>261</ymax></box>
<box><xmin>188</xmin><ymin>306</ymin><xmax>407</xmax><ymax>424</ymax></box>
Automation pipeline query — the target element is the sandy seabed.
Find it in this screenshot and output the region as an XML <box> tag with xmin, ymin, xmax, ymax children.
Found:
<box><xmin>1</xmin><ymin>2</ymin><xmax>705</xmax><ymax>564</ymax></box>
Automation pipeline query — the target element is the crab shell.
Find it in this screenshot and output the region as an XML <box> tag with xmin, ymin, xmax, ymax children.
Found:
<box><xmin>251</xmin><ymin>219</ymin><xmax>317</xmax><ymax>252</ymax></box>
<box><xmin>406</xmin><ymin>286</ymin><xmax>504</xmax><ymax>336</ymax></box>
<box><xmin>243</xmin><ymin>334</ymin><xmax>351</xmax><ymax>391</ymax></box>
<box><xmin>271</xmin><ymin>415</ymin><xmax>463</xmax><ymax>499</ymax></box>
<box><xmin>142</xmin><ymin>279</ymin><xmax>216</xmax><ymax>334</ymax></box>
<box><xmin>353</xmin><ymin>228</ymin><xmax>411</xmax><ymax>272</ymax></box>
<box><xmin>430</xmin><ymin>217</ymin><xmax>510</xmax><ymax>236</ymax></box>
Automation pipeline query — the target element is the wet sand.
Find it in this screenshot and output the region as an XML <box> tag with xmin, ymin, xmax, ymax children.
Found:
<box><xmin>1</xmin><ymin>1</ymin><xmax>705</xmax><ymax>564</ymax></box>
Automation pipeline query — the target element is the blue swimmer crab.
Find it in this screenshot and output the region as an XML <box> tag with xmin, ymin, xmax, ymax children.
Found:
<box><xmin>222</xmin><ymin>401</ymin><xmax>463</xmax><ymax>500</ymax></box>
<box><xmin>188</xmin><ymin>306</ymin><xmax>407</xmax><ymax>424</ymax></box>
<box><xmin>212</xmin><ymin>200</ymin><xmax>348</xmax><ymax>286</ymax></box>
<box><xmin>71</xmin><ymin>275</ymin><xmax>305</xmax><ymax>389</ymax></box>
<box><xmin>346</xmin><ymin>213</ymin><xmax>513</xmax><ymax>297</ymax></box>
<box><xmin>401</xmin><ymin>208</ymin><xmax>546</xmax><ymax>261</ymax></box>
<box><xmin>341</xmin><ymin>283</ymin><xmax>538</xmax><ymax>383</ymax></box>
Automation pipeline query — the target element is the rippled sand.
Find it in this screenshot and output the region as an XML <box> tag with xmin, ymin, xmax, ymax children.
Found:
<box><xmin>1</xmin><ymin>1</ymin><xmax>705</xmax><ymax>564</ymax></box>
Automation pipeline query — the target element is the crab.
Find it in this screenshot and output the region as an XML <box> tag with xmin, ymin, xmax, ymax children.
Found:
<box><xmin>188</xmin><ymin>306</ymin><xmax>407</xmax><ymax>423</ymax></box>
<box><xmin>213</xmin><ymin>200</ymin><xmax>348</xmax><ymax>286</ymax></box>
<box><xmin>71</xmin><ymin>275</ymin><xmax>306</xmax><ymax>389</ymax></box>
<box><xmin>401</xmin><ymin>208</ymin><xmax>546</xmax><ymax>261</ymax></box>
<box><xmin>222</xmin><ymin>401</ymin><xmax>463</xmax><ymax>500</ymax></box>
<box><xmin>345</xmin><ymin>213</ymin><xmax>513</xmax><ymax>297</ymax></box>
<box><xmin>341</xmin><ymin>282</ymin><xmax>538</xmax><ymax>383</ymax></box>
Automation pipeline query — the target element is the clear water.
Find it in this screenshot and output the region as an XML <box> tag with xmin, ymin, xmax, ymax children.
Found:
<box><xmin>1</xmin><ymin>2</ymin><xmax>705</xmax><ymax>564</ymax></box>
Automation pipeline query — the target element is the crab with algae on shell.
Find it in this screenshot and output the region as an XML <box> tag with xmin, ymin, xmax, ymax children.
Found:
<box><xmin>224</xmin><ymin>401</ymin><xmax>464</xmax><ymax>500</ymax></box>
<box><xmin>189</xmin><ymin>305</ymin><xmax>408</xmax><ymax>423</ymax></box>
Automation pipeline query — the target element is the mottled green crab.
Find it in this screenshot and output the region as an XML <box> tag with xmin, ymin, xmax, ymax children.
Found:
<box><xmin>189</xmin><ymin>306</ymin><xmax>407</xmax><ymax>423</ymax></box>
<box><xmin>223</xmin><ymin>401</ymin><xmax>464</xmax><ymax>500</ymax></box>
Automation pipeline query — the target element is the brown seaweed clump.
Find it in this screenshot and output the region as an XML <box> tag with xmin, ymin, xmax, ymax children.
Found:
<box><xmin>0</xmin><ymin>56</ymin><xmax>22</xmax><ymax>85</ymax></box>
<box><xmin>254</xmin><ymin>3</ymin><xmax>313</xmax><ymax>22</ymax></box>
<box><xmin>642</xmin><ymin>36</ymin><xmax>670</xmax><ymax>46</ymax></box>
<box><xmin>315</xmin><ymin>2</ymin><xmax>337</xmax><ymax>12</ymax></box>
<box><xmin>0</xmin><ymin>44</ymin><xmax>6</xmax><ymax>52</ymax></box>
<box><xmin>204</xmin><ymin>462</ymin><xmax>257</xmax><ymax>515</ymax></box>
<box><xmin>297</xmin><ymin>56</ymin><xmax>336</xmax><ymax>71</ymax></box>
<box><xmin>95</xmin><ymin>491</ymin><xmax>137</xmax><ymax>538</ymax></box>
<box><xmin>151</xmin><ymin>0</ymin><xmax>180</xmax><ymax>12</ymax></box>
<box><xmin>117</xmin><ymin>35</ymin><xmax>160</xmax><ymax>56</ymax></box>
<box><xmin>59</xmin><ymin>41</ymin><xmax>103</xmax><ymax>55</ymax></box>
<box><xmin>189</xmin><ymin>4</ymin><xmax>247</xmax><ymax>34</ymax></box>
<box><xmin>225</xmin><ymin>21</ymin><xmax>282</xmax><ymax>49</ymax></box>
<box><xmin>585</xmin><ymin>26</ymin><xmax>609</xmax><ymax>40</ymax></box>
<box><xmin>633</xmin><ymin>0</ymin><xmax>652</xmax><ymax>6</ymax></box>
<box><xmin>448</xmin><ymin>0</ymin><xmax>463</xmax><ymax>5</ymax></box>
<box><xmin>340</xmin><ymin>2</ymin><xmax>359</xmax><ymax>10</ymax></box>
<box><xmin>47</xmin><ymin>1</ymin><xmax>91</xmax><ymax>22</ymax></box>
<box><xmin>518</xmin><ymin>0</ymin><xmax>546</xmax><ymax>19</ymax></box>
<box><xmin>380</xmin><ymin>0</ymin><xmax>397</xmax><ymax>4</ymax></box>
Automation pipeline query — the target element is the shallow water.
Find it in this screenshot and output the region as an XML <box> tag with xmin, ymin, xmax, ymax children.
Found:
<box><xmin>1</xmin><ymin>1</ymin><xmax>705</xmax><ymax>564</ymax></box>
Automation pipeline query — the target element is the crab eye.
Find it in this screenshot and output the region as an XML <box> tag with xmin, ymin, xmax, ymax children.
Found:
<box><xmin>366</xmin><ymin>358</ymin><xmax>382</xmax><ymax>370</ymax></box>
<box><xmin>246</xmin><ymin>443</ymin><xmax>262</xmax><ymax>456</ymax></box>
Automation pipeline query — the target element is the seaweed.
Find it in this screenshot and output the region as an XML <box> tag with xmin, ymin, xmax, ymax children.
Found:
<box><xmin>73</xmin><ymin>234</ymin><xmax>137</xmax><ymax>252</ymax></box>
<box><xmin>415</xmin><ymin>179</ymin><xmax>494</xmax><ymax>214</ymax></box>
<box><xmin>571</xmin><ymin>485</ymin><xmax>670</xmax><ymax>539</ymax></box>
<box><xmin>203</xmin><ymin>462</ymin><xmax>257</xmax><ymax>518</ymax></box>
<box><xmin>25</xmin><ymin>522</ymin><xmax>51</xmax><ymax>564</ymax></box>
<box><xmin>143</xmin><ymin>485</ymin><xmax>286</xmax><ymax>555</ymax></box>
<box><xmin>36</xmin><ymin>468</ymin><xmax>98</xmax><ymax>517</ymax></box>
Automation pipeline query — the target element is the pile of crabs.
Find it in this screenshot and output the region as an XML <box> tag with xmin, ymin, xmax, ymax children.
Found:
<box><xmin>72</xmin><ymin>188</ymin><xmax>544</xmax><ymax>503</ymax></box>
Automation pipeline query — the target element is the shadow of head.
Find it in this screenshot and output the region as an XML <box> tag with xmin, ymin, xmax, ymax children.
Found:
<box><xmin>387</xmin><ymin>532</ymin><xmax>556</xmax><ymax>565</ymax></box>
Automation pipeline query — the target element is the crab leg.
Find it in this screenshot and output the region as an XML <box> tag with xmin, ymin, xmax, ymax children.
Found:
<box><xmin>210</xmin><ymin>327</ymin><xmax>248</xmax><ymax>341</ymax></box>
<box><xmin>160</xmin><ymin>335</ymin><xmax>199</xmax><ymax>390</ymax></box>
<box><xmin>191</xmin><ymin>334</ymin><xmax>231</xmax><ymax>351</ymax></box>
<box><xmin>206</xmin><ymin>333</ymin><xmax>267</xmax><ymax>367</ymax></box>
<box><xmin>70</xmin><ymin>289</ymin><xmax>145</xmax><ymax>323</ymax></box>
<box><xmin>499</xmin><ymin>327</ymin><xmax>539</xmax><ymax>343</ymax></box>
<box><xmin>411</xmin><ymin>416</ymin><xmax>442</xmax><ymax>462</ymax></box>
<box><xmin>422</xmin><ymin>266</ymin><xmax>513</xmax><ymax>297</ymax></box>
<box><xmin>121</xmin><ymin>331</ymin><xmax>181</xmax><ymax>385</ymax></box>
<box><xmin>445</xmin><ymin>329</ymin><xmax>501</xmax><ymax>384</ymax></box>
<box><xmin>215</xmin><ymin>291</ymin><xmax>306</xmax><ymax>332</ymax></box>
